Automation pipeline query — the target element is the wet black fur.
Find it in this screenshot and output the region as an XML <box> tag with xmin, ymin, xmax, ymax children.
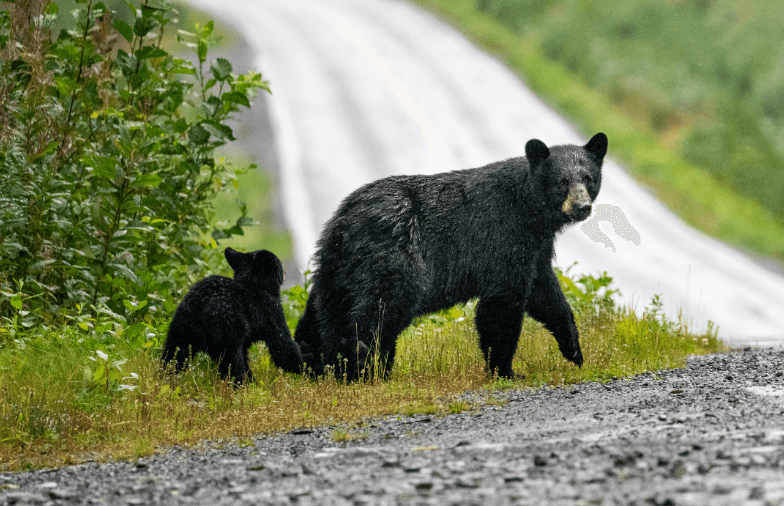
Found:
<box><xmin>295</xmin><ymin>134</ymin><xmax>608</xmax><ymax>380</ymax></box>
<box><xmin>162</xmin><ymin>248</ymin><xmax>303</xmax><ymax>384</ymax></box>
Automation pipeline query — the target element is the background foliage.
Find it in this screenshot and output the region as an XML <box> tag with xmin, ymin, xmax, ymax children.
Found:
<box><xmin>475</xmin><ymin>0</ymin><xmax>784</xmax><ymax>226</ymax></box>
<box><xmin>0</xmin><ymin>0</ymin><xmax>268</xmax><ymax>328</ymax></box>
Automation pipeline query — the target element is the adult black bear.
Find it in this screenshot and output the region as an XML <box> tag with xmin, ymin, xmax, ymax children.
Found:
<box><xmin>162</xmin><ymin>248</ymin><xmax>303</xmax><ymax>384</ymax></box>
<box><xmin>295</xmin><ymin>133</ymin><xmax>608</xmax><ymax>380</ymax></box>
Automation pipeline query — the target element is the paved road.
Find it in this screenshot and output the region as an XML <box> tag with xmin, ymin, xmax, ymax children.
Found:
<box><xmin>3</xmin><ymin>348</ymin><xmax>784</xmax><ymax>505</ymax></box>
<box><xmin>188</xmin><ymin>0</ymin><xmax>784</xmax><ymax>344</ymax></box>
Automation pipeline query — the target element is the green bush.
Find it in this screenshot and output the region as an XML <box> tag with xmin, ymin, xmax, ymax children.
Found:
<box><xmin>0</xmin><ymin>0</ymin><xmax>268</xmax><ymax>326</ymax></box>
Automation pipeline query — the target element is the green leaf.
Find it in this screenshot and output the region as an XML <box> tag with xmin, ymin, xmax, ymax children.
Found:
<box><xmin>87</xmin><ymin>155</ymin><xmax>117</xmax><ymax>179</ymax></box>
<box><xmin>55</xmin><ymin>77</ymin><xmax>78</xmax><ymax>95</ymax></box>
<box><xmin>135</xmin><ymin>46</ymin><xmax>167</xmax><ymax>60</ymax></box>
<box><xmin>222</xmin><ymin>91</ymin><xmax>250</xmax><ymax>108</ymax></box>
<box><xmin>188</xmin><ymin>123</ymin><xmax>209</xmax><ymax>143</ymax></box>
<box><xmin>210</xmin><ymin>58</ymin><xmax>232</xmax><ymax>81</ymax></box>
<box><xmin>134</xmin><ymin>174</ymin><xmax>162</xmax><ymax>188</ymax></box>
<box><xmin>124</xmin><ymin>322</ymin><xmax>149</xmax><ymax>343</ymax></box>
<box><xmin>113</xmin><ymin>19</ymin><xmax>133</xmax><ymax>43</ymax></box>
<box><xmin>197</xmin><ymin>39</ymin><xmax>208</xmax><ymax>64</ymax></box>
<box><xmin>172</xmin><ymin>118</ymin><xmax>188</xmax><ymax>133</ymax></box>
<box><xmin>123</xmin><ymin>300</ymin><xmax>148</xmax><ymax>312</ymax></box>
<box><xmin>10</xmin><ymin>294</ymin><xmax>23</xmax><ymax>311</ymax></box>
<box><xmin>141</xmin><ymin>4</ymin><xmax>165</xmax><ymax>19</ymax></box>
<box><xmin>202</xmin><ymin>20</ymin><xmax>214</xmax><ymax>37</ymax></box>
<box><xmin>205</xmin><ymin>95</ymin><xmax>222</xmax><ymax>115</ymax></box>
<box><xmin>201</xmin><ymin>121</ymin><xmax>234</xmax><ymax>140</ymax></box>
<box><xmin>133</xmin><ymin>17</ymin><xmax>157</xmax><ymax>37</ymax></box>
<box><xmin>32</xmin><ymin>140</ymin><xmax>60</xmax><ymax>162</ymax></box>
<box><xmin>115</xmin><ymin>49</ymin><xmax>137</xmax><ymax>75</ymax></box>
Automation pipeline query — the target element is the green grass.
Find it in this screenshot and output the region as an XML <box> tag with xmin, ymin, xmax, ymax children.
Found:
<box><xmin>411</xmin><ymin>0</ymin><xmax>784</xmax><ymax>261</ymax></box>
<box><xmin>0</xmin><ymin>269</ymin><xmax>725</xmax><ymax>472</ymax></box>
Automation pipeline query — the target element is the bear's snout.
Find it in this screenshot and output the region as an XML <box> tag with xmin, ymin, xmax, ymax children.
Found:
<box><xmin>561</xmin><ymin>183</ymin><xmax>592</xmax><ymax>221</ymax></box>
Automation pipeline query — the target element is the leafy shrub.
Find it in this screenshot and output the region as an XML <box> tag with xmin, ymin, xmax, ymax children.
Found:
<box><xmin>281</xmin><ymin>267</ymin><xmax>312</xmax><ymax>334</ymax></box>
<box><xmin>555</xmin><ymin>262</ymin><xmax>619</xmax><ymax>315</ymax></box>
<box><xmin>0</xmin><ymin>0</ymin><xmax>268</xmax><ymax>325</ymax></box>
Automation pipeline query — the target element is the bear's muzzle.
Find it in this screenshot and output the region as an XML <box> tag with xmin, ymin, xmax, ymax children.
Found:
<box><xmin>561</xmin><ymin>183</ymin><xmax>592</xmax><ymax>222</ymax></box>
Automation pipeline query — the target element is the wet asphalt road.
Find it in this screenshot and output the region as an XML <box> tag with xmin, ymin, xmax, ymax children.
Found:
<box><xmin>3</xmin><ymin>347</ymin><xmax>784</xmax><ymax>505</ymax></box>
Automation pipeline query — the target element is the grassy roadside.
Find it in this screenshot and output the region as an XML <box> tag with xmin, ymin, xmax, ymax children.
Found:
<box><xmin>410</xmin><ymin>0</ymin><xmax>784</xmax><ymax>261</ymax></box>
<box><xmin>0</xmin><ymin>269</ymin><xmax>724</xmax><ymax>472</ymax></box>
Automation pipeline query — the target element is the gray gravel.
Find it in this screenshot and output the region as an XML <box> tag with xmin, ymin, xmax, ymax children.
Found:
<box><xmin>2</xmin><ymin>347</ymin><xmax>784</xmax><ymax>505</ymax></box>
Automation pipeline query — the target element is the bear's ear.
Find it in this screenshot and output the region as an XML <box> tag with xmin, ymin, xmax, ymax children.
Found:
<box><xmin>584</xmin><ymin>133</ymin><xmax>608</xmax><ymax>160</ymax></box>
<box><xmin>525</xmin><ymin>139</ymin><xmax>550</xmax><ymax>169</ymax></box>
<box><xmin>224</xmin><ymin>247</ymin><xmax>245</xmax><ymax>273</ymax></box>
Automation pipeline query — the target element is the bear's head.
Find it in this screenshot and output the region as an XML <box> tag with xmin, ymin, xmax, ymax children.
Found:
<box><xmin>225</xmin><ymin>247</ymin><xmax>285</xmax><ymax>291</ymax></box>
<box><xmin>526</xmin><ymin>132</ymin><xmax>607</xmax><ymax>225</ymax></box>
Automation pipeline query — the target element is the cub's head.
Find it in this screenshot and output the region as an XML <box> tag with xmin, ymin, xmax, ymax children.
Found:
<box><xmin>225</xmin><ymin>248</ymin><xmax>285</xmax><ymax>290</ymax></box>
<box><xmin>526</xmin><ymin>132</ymin><xmax>607</xmax><ymax>224</ymax></box>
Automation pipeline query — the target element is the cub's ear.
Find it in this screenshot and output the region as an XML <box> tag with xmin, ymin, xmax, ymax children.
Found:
<box><xmin>525</xmin><ymin>139</ymin><xmax>550</xmax><ymax>169</ymax></box>
<box><xmin>224</xmin><ymin>247</ymin><xmax>245</xmax><ymax>272</ymax></box>
<box><xmin>585</xmin><ymin>133</ymin><xmax>608</xmax><ymax>160</ymax></box>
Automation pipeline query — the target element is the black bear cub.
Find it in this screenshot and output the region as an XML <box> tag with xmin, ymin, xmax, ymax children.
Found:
<box><xmin>295</xmin><ymin>133</ymin><xmax>608</xmax><ymax>380</ymax></box>
<box><xmin>162</xmin><ymin>248</ymin><xmax>303</xmax><ymax>384</ymax></box>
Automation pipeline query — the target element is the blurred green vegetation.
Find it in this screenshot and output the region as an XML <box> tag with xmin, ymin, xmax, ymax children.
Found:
<box><xmin>416</xmin><ymin>0</ymin><xmax>784</xmax><ymax>260</ymax></box>
<box><xmin>477</xmin><ymin>0</ymin><xmax>784</xmax><ymax>222</ymax></box>
<box><xmin>209</xmin><ymin>152</ymin><xmax>292</xmax><ymax>259</ymax></box>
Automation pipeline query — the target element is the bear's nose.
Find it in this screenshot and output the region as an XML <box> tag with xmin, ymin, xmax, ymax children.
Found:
<box><xmin>561</xmin><ymin>183</ymin><xmax>592</xmax><ymax>220</ymax></box>
<box><xmin>572</xmin><ymin>201</ymin><xmax>592</xmax><ymax>221</ymax></box>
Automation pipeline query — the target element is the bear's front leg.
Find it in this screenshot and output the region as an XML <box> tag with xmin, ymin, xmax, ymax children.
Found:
<box><xmin>526</xmin><ymin>267</ymin><xmax>584</xmax><ymax>367</ymax></box>
<box><xmin>475</xmin><ymin>295</ymin><xmax>525</xmax><ymax>378</ymax></box>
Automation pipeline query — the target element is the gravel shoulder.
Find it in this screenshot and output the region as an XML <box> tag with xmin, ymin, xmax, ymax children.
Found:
<box><xmin>3</xmin><ymin>347</ymin><xmax>784</xmax><ymax>505</ymax></box>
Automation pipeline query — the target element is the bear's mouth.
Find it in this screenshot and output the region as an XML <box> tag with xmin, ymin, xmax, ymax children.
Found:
<box><xmin>568</xmin><ymin>204</ymin><xmax>592</xmax><ymax>222</ymax></box>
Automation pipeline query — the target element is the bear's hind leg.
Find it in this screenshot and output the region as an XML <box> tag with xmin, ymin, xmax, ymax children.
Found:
<box><xmin>475</xmin><ymin>296</ymin><xmax>525</xmax><ymax>378</ymax></box>
<box><xmin>293</xmin><ymin>298</ymin><xmax>322</xmax><ymax>374</ymax></box>
<box><xmin>323</xmin><ymin>298</ymin><xmax>415</xmax><ymax>381</ymax></box>
<box><xmin>353</xmin><ymin>299</ymin><xmax>416</xmax><ymax>380</ymax></box>
<box><xmin>162</xmin><ymin>339</ymin><xmax>192</xmax><ymax>373</ymax></box>
<box><xmin>216</xmin><ymin>347</ymin><xmax>250</xmax><ymax>385</ymax></box>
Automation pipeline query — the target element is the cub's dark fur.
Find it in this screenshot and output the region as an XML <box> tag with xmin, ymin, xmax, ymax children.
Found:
<box><xmin>295</xmin><ymin>133</ymin><xmax>608</xmax><ymax>380</ymax></box>
<box><xmin>163</xmin><ymin>248</ymin><xmax>303</xmax><ymax>383</ymax></box>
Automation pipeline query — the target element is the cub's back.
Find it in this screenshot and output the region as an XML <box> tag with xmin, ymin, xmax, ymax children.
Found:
<box><xmin>176</xmin><ymin>275</ymin><xmax>249</xmax><ymax>319</ymax></box>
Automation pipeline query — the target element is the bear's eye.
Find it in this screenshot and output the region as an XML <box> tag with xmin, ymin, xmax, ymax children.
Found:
<box><xmin>559</xmin><ymin>177</ymin><xmax>569</xmax><ymax>188</ymax></box>
<box><xmin>584</xmin><ymin>174</ymin><xmax>593</xmax><ymax>185</ymax></box>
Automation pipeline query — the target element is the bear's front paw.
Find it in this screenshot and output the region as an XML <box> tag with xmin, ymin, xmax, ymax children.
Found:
<box><xmin>570</xmin><ymin>348</ymin><xmax>584</xmax><ymax>368</ymax></box>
